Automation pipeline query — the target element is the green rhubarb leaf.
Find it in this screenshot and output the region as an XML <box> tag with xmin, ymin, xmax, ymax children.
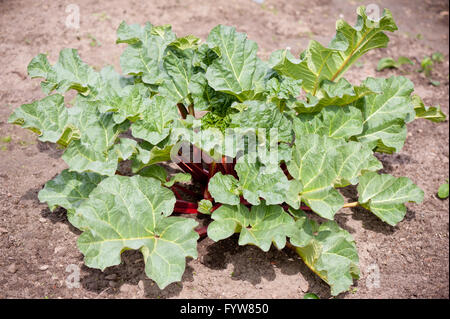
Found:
<box><xmin>119</xmin><ymin>22</ymin><xmax>176</xmax><ymax>85</ymax></box>
<box><xmin>265</xmin><ymin>76</ymin><xmax>302</xmax><ymax>111</ymax></box>
<box><xmin>61</xmin><ymin>101</ymin><xmax>133</xmax><ymax>175</ymax></box>
<box><xmin>412</xmin><ymin>95</ymin><xmax>447</xmax><ymax>123</ymax></box>
<box><xmin>288</xmin><ymin>132</ymin><xmax>382</xmax><ymax>217</ymax></box>
<box><xmin>158</xmin><ymin>47</ymin><xmax>195</xmax><ymax>103</ymax></box>
<box><xmin>38</xmin><ymin>169</ymin><xmax>105</xmax><ymax>213</ymax></box>
<box><xmin>319</xmin><ymin>105</ymin><xmax>364</xmax><ymax>139</ymax></box>
<box><xmin>164</xmin><ymin>173</ymin><xmax>191</xmax><ymax>187</ymax></box>
<box><xmin>8</xmin><ymin>94</ymin><xmax>77</xmax><ymax>146</ymax></box>
<box><xmin>53</xmin><ymin>48</ymin><xmax>99</xmax><ymax>93</ymax></box>
<box><xmin>291</xmin><ymin>79</ymin><xmax>374</xmax><ymax>114</ymax></box>
<box><xmin>208</xmin><ymin>172</ymin><xmax>240</xmax><ymax>205</ymax></box>
<box><xmin>116</xmin><ymin>21</ymin><xmax>146</xmax><ymax>44</ymax></box>
<box><xmin>131</xmin><ymin>140</ymin><xmax>174</xmax><ymax>173</ymax></box>
<box><xmin>208</xmin><ymin>202</ymin><xmax>295</xmax><ymax>252</ymax></box>
<box><xmin>376</xmin><ymin>56</ymin><xmax>414</xmax><ymax>71</ymax></box>
<box><xmin>356</xmin><ymin>76</ymin><xmax>415</xmax><ymax>153</ymax></box>
<box><xmin>331</xmin><ymin>141</ymin><xmax>381</xmax><ymax>187</ymax></box>
<box><xmin>230</xmin><ymin>100</ymin><xmax>293</xmax><ymax>143</ymax></box>
<box><xmin>293</xmin><ymin>105</ymin><xmax>363</xmax><ymax>140</ymax></box>
<box><xmin>289</xmin><ymin>210</ymin><xmax>359</xmax><ymax>296</ymax></box>
<box><xmin>197</xmin><ymin>199</ymin><xmax>213</xmax><ymax>215</ymax></box>
<box><xmin>169</xmin><ymin>35</ymin><xmax>201</xmax><ymax>50</ymax></box>
<box><xmin>357</xmin><ymin>171</ymin><xmax>424</xmax><ymax>226</ymax></box>
<box><xmin>93</xmin><ymin>67</ymin><xmax>149</xmax><ymax>123</ymax></box>
<box><xmin>73</xmin><ymin>175</ymin><xmax>198</xmax><ymax>289</ymax></box>
<box><xmin>137</xmin><ymin>164</ymin><xmax>168</xmax><ymax>182</ymax></box>
<box><xmin>205</xmin><ymin>25</ymin><xmax>267</xmax><ymax>101</ymax></box>
<box><xmin>287</xmin><ymin>134</ymin><xmax>344</xmax><ymax>219</ymax></box>
<box><xmin>192</xmin><ymin>43</ymin><xmax>219</xmax><ymax>71</ymax></box>
<box><xmin>131</xmin><ymin>95</ymin><xmax>179</xmax><ymax>145</ymax></box>
<box><xmin>270</xmin><ymin>6</ymin><xmax>397</xmax><ymax>94</ymax></box>
<box><xmin>208</xmin><ymin>155</ymin><xmax>291</xmax><ymax>206</ymax></box>
<box><xmin>27</xmin><ymin>53</ymin><xmax>58</xmax><ymax>94</ymax></box>
<box><xmin>63</xmin><ymin>137</ymin><xmax>136</xmax><ymax>176</ymax></box>
<box><xmin>27</xmin><ymin>49</ymin><xmax>99</xmax><ymax>94</ymax></box>
<box><xmin>266</xmin><ymin>77</ymin><xmax>303</xmax><ymax>101</ymax></box>
<box><xmin>234</xmin><ymin>155</ymin><xmax>290</xmax><ymax>206</ymax></box>
<box><xmin>189</xmin><ymin>72</ymin><xmax>237</xmax><ymax>111</ymax></box>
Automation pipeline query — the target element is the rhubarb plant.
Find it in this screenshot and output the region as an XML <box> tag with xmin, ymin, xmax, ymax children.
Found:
<box><xmin>9</xmin><ymin>6</ymin><xmax>446</xmax><ymax>296</ymax></box>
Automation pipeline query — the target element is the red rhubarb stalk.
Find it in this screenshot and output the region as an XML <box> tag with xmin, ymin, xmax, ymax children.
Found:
<box><xmin>174</xmin><ymin>200</ymin><xmax>198</xmax><ymax>214</ymax></box>
<box><xmin>195</xmin><ymin>226</ymin><xmax>208</xmax><ymax>238</ymax></box>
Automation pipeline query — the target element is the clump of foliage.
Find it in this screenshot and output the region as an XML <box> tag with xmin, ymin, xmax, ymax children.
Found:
<box><xmin>419</xmin><ymin>51</ymin><xmax>445</xmax><ymax>77</ymax></box>
<box><xmin>377</xmin><ymin>56</ymin><xmax>414</xmax><ymax>71</ymax></box>
<box><xmin>9</xmin><ymin>7</ymin><xmax>447</xmax><ymax>296</ymax></box>
<box><xmin>438</xmin><ymin>180</ymin><xmax>449</xmax><ymax>199</ymax></box>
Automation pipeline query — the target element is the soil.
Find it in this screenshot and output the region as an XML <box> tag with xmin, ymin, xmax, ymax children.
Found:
<box><xmin>0</xmin><ymin>0</ymin><xmax>448</xmax><ymax>299</ymax></box>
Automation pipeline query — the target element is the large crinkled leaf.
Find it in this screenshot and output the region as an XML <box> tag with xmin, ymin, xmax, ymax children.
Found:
<box><xmin>53</xmin><ymin>49</ymin><xmax>99</xmax><ymax>93</ymax></box>
<box><xmin>61</xmin><ymin>101</ymin><xmax>134</xmax><ymax>175</ymax></box>
<box><xmin>26</xmin><ymin>49</ymin><xmax>99</xmax><ymax>94</ymax></box>
<box><xmin>291</xmin><ymin>79</ymin><xmax>374</xmax><ymax>114</ymax></box>
<box><xmin>412</xmin><ymin>95</ymin><xmax>447</xmax><ymax>123</ymax></box>
<box><xmin>72</xmin><ymin>175</ymin><xmax>198</xmax><ymax>289</ymax></box>
<box><xmin>208</xmin><ymin>202</ymin><xmax>294</xmax><ymax>252</ymax></box>
<box><xmin>230</xmin><ymin>100</ymin><xmax>293</xmax><ymax>143</ymax></box>
<box><xmin>169</xmin><ymin>35</ymin><xmax>201</xmax><ymax>51</ymax></box>
<box><xmin>265</xmin><ymin>76</ymin><xmax>302</xmax><ymax>111</ymax></box>
<box><xmin>234</xmin><ymin>156</ymin><xmax>290</xmax><ymax>205</ymax></box>
<box><xmin>265</xmin><ymin>77</ymin><xmax>303</xmax><ymax>101</ymax></box>
<box><xmin>91</xmin><ymin>67</ymin><xmax>149</xmax><ymax>123</ymax></box>
<box><xmin>158</xmin><ymin>47</ymin><xmax>195</xmax><ymax>103</ymax></box>
<box><xmin>116</xmin><ymin>21</ymin><xmax>146</xmax><ymax>44</ymax></box>
<box><xmin>331</xmin><ymin>141</ymin><xmax>381</xmax><ymax>187</ymax></box>
<box><xmin>131</xmin><ymin>140</ymin><xmax>174</xmax><ymax>173</ymax></box>
<box><xmin>205</xmin><ymin>25</ymin><xmax>267</xmax><ymax>101</ymax></box>
<box><xmin>189</xmin><ymin>72</ymin><xmax>237</xmax><ymax>111</ymax></box>
<box><xmin>131</xmin><ymin>95</ymin><xmax>179</xmax><ymax>145</ymax></box>
<box><xmin>357</xmin><ymin>118</ymin><xmax>407</xmax><ymax>154</ymax></box>
<box><xmin>208</xmin><ymin>172</ymin><xmax>240</xmax><ymax>205</ymax></box>
<box><xmin>293</xmin><ymin>105</ymin><xmax>363</xmax><ymax>140</ymax></box>
<box><xmin>270</xmin><ymin>6</ymin><xmax>397</xmax><ymax>94</ymax></box>
<box><xmin>318</xmin><ymin>79</ymin><xmax>374</xmax><ymax>107</ymax></box>
<box><xmin>208</xmin><ymin>155</ymin><xmax>290</xmax><ymax>206</ymax></box>
<box><xmin>356</xmin><ymin>76</ymin><xmax>415</xmax><ymax>153</ymax></box>
<box><xmin>287</xmin><ymin>134</ymin><xmax>344</xmax><ymax>219</ymax></box>
<box><xmin>27</xmin><ymin>49</ymin><xmax>99</xmax><ymax>94</ymax></box>
<box><xmin>289</xmin><ymin>210</ymin><xmax>359</xmax><ymax>296</ymax></box>
<box><xmin>269</xmin><ymin>50</ymin><xmax>304</xmax><ymax>81</ymax></box>
<box><xmin>288</xmin><ymin>134</ymin><xmax>381</xmax><ymax>217</ymax></box>
<box><xmin>119</xmin><ymin>23</ymin><xmax>176</xmax><ymax>85</ymax></box>
<box><xmin>38</xmin><ymin>169</ymin><xmax>105</xmax><ymax>213</ymax></box>
<box><xmin>8</xmin><ymin>94</ymin><xmax>78</xmax><ymax>146</ymax></box>
<box><xmin>27</xmin><ymin>53</ymin><xmax>58</xmax><ymax>94</ymax></box>
<box><xmin>357</xmin><ymin>171</ymin><xmax>424</xmax><ymax>226</ymax></box>
<box><xmin>63</xmin><ymin>137</ymin><xmax>137</xmax><ymax>176</ymax></box>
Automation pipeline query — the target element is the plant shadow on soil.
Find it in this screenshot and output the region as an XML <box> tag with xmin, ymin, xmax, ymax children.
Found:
<box><xmin>199</xmin><ymin>234</ymin><xmax>333</xmax><ymax>298</ymax></box>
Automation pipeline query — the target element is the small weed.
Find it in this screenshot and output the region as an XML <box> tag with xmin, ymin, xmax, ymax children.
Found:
<box><xmin>1</xmin><ymin>136</ymin><xmax>12</xmax><ymax>143</ymax></box>
<box><xmin>87</xmin><ymin>34</ymin><xmax>100</xmax><ymax>47</ymax></box>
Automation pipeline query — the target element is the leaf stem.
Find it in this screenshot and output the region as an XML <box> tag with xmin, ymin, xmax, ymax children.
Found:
<box><xmin>177</xmin><ymin>103</ymin><xmax>188</xmax><ymax>119</ymax></box>
<box><xmin>195</xmin><ymin>226</ymin><xmax>208</xmax><ymax>238</ymax></box>
<box><xmin>343</xmin><ymin>201</ymin><xmax>359</xmax><ymax>208</ymax></box>
<box><xmin>188</xmin><ymin>104</ymin><xmax>195</xmax><ymax>117</ymax></box>
<box><xmin>174</xmin><ymin>200</ymin><xmax>198</xmax><ymax>214</ymax></box>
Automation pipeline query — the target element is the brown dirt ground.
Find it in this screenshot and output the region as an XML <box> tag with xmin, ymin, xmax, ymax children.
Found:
<box><xmin>0</xmin><ymin>0</ymin><xmax>448</xmax><ymax>299</ymax></box>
